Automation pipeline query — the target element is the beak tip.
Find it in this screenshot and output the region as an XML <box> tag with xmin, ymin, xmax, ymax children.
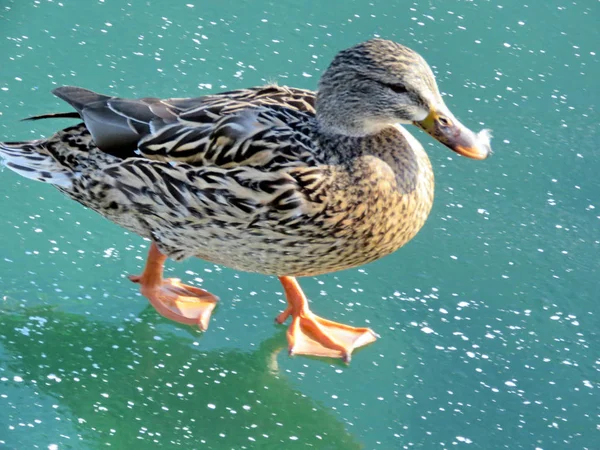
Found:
<box><xmin>460</xmin><ymin>128</ymin><xmax>493</xmax><ymax>160</ymax></box>
<box><xmin>476</xmin><ymin>128</ymin><xmax>493</xmax><ymax>159</ymax></box>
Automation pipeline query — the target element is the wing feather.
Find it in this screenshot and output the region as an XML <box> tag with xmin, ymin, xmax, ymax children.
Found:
<box><xmin>59</xmin><ymin>84</ymin><xmax>317</xmax><ymax>168</ymax></box>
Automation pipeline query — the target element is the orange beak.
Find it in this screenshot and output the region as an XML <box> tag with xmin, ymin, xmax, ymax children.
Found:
<box><xmin>415</xmin><ymin>108</ymin><xmax>492</xmax><ymax>160</ymax></box>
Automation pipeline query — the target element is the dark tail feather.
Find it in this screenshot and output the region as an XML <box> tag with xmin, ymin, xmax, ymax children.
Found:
<box><xmin>51</xmin><ymin>86</ymin><xmax>142</xmax><ymax>155</ymax></box>
<box><xmin>19</xmin><ymin>86</ymin><xmax>110</xmax><ymax>122</ymax></box>
<box><xmin>21</xmin><ymin>87</ymin><xmax>112</xmax><ymax>122</ymax></box>
<box><xmin>52</xmin><ymin>86</ymin><xmax>113</xmax><ymax>114</ymax></box>
<box><xmin>22</xmin><ymin>112</ymin><xmax>81</xmax><ymax>121</ymax></box>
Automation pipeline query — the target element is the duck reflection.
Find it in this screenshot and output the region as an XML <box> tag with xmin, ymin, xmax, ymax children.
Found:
<box><xmin>0</xmin><ymin>305</ymin><xmax>363</xmax><ymax>449</ymax></box>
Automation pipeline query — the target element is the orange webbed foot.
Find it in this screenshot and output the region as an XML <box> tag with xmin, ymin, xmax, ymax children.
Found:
<box><xmin>277</xmin><ymin>276</ymin><xmax>377</xmax><ymax>362</ymax></box>
<box><xmin>285</xmin><ymin>310</ymin><xmax>377</xmax><ymax>362</ymax></box>
<box><xmin>129</xmin><ymin>275</ymin><xmax>219</xmax><ymax>330</ymax></box>
<box><xmin>130</xmin><ymin>242</ymin><xmax>219</xmax><ymax>330</ymax></box>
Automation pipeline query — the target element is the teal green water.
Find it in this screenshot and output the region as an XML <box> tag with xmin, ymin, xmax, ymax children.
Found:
<box><xmin>1</xmin><ymin>0</ymin><xmax>598</xmax><ymax>449</ymax></box>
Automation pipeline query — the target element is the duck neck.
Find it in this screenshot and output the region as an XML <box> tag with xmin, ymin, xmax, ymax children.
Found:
<box><xmin>315</xmin><ymin>123</ymin><xmax>401</xmax><ymax>161</ymax></box>
<box><xmin>315</xmin><ymin>123</ymin><xmax>432</xmax><ymax>196</ymax></box>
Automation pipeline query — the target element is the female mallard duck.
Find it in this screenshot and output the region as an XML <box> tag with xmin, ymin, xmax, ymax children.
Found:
<box><xmin>0</xmin><ymin>39</ymin><xmax>491</xmax><ymax>361</ymax></box>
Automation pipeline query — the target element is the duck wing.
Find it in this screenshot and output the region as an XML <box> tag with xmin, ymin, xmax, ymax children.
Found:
<box><xmin>46</xmin><ymin>85</ymin><xmax>316</xmax><ymax>165</ymax></box>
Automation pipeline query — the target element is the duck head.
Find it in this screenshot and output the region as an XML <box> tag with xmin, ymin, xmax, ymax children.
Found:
<box><xmin>316</xmin><ymin>38</ymin><xmax>491</xmax><ymax>160</ymax></box>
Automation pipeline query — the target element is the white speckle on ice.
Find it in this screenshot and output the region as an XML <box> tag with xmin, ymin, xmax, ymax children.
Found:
<box><xmin>15</xmin><ymin>327</ymin><xmax>30</xmax><ymax>336</ymax></box>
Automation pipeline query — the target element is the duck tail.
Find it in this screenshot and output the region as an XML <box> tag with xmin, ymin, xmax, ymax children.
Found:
<box><xmin>0</xmin><ymin>123</ymin><xmax>94</xmax><ymax>188</ymax></box>
<box><xmin>0</xmin><ymin>139</ymin><xmax>74</xmax><ymax>187</ymax></box>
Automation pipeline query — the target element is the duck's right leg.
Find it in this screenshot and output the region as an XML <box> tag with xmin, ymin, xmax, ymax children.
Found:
<box><xmin>129</xmin><ymin>242</ymin><xmax>219</xmax><ymax>330</ymax></box>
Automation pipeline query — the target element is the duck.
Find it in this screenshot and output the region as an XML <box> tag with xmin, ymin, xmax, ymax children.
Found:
<box><xmin>0</xmin><ymin>39</ymin><xmax>491</xmax><ymax>362</ymax></box>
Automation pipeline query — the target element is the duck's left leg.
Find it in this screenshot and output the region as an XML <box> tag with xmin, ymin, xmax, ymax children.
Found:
<box><xmin>275</xmin><ymin>276</ymin><xmax>377</xmax><ymax>362</ymax></box>
<box><xmin>129</xmin><ymin>242</ymin><xmax>219</xmax><ymax>330</ymax></box>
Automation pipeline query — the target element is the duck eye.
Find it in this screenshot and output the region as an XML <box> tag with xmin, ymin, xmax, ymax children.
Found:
<box><xmin>438</xmin><ymin>116</ymin><xmax>451</xmax><ymax>127</ymax></box>
<box><xmin>386</xmin><ymin>83</ymin><xmax>408</xmax><ymax>94</ymax></box>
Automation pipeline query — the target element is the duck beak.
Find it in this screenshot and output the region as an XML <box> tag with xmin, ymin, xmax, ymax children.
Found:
<box><xmin>415</xmin><ymin>107</ymin><xmax>491</xmax><ymax>160</ymax></box>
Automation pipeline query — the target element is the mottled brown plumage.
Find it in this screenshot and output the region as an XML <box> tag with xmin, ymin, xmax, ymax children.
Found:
<box><xmin>0</xmin><ymin>39</ymin><xmax>491</xmax><ymax>361</ymax></box>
